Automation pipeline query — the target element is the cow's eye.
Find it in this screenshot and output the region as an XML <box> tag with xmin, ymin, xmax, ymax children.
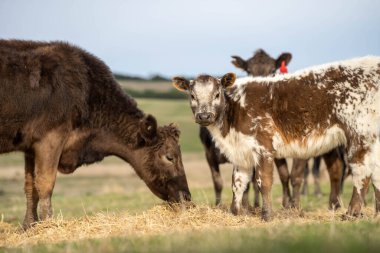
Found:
<box><xmin>215</xmin><ymin>93</ymin><xmax>220</xmax><ymax>99</ymax></box>
<box><xmin>190</xmin><ymin>94</ymin><xmax>195</xmax><ymax>100</ymax></box>
<box><xmin>165</xmin><ymin>154</ymin><xmax>174</xmax><ymax>162</ymax></box>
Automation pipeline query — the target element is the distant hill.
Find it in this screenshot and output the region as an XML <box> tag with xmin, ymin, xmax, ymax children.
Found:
<box><xmin>113</xmin><ymin>73</ymin><xmax>170</xmax><ymax>82</ymax></box>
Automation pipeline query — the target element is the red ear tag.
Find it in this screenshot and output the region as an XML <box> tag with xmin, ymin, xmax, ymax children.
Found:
<box><xmin>280</xmin><ymin>60</ymin><xmax>288</xmax><ymax>74</ymax></box>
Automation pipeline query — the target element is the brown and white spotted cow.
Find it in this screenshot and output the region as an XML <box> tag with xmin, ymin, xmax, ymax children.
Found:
<box><xmin>199</xmin><ymin>49</ymin><xmax>292</xmax><ymax>208</ymax></box>
<box><xmin>233</xmin><ymin>49</ymin><xmax>347</xmax><ymax>209</ymax></box>
<box><xmin>173</xmin><ymin>56</ymin><xmax>380</xmax><ymax>220</ymax></box>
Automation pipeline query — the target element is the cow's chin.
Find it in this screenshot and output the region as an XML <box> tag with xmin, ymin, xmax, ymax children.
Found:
<box><xmin>195</xmin><ymin>119</ymin><xmax>215</xmax><ymax>127</ymax></box>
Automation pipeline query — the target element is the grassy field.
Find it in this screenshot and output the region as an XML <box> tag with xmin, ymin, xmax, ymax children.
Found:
<box><xmin>0</xmin><ymin>98</ymin><xmax>379</xmax><ymax>252</ymax></box>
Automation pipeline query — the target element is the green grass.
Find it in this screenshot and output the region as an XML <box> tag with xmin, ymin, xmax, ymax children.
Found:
<box><xmin>134</xmin><ymin>98</ymin><xmax>202</xmax><ymax>153</ymax></box>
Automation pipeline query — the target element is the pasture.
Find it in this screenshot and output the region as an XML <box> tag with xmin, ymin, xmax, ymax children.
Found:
<box><xmin>1</xmin><ymin>97</ymin><xmax>380</xmax><ymax>252</ymax></box>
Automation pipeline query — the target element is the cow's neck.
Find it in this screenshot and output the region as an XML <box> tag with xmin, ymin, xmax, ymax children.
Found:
<box><xmin>88</xmin><ymin>79</ymin><xmax>145</xmax><ymax>144</ymax></box>
<box><xmin>212</xmin><ymin>94</ymin><xmax>239</xmax><ymax>136</ymax></box>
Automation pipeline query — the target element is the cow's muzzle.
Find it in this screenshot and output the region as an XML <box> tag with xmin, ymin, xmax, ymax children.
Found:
<box><xmin>195</xmin><ymin>112</ymin><xmax>215</xmax><ymax>126</ymax></box>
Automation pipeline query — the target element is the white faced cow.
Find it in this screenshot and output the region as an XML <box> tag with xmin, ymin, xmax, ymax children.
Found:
<box><xmin>173</xmin><ymin>56</ymin><xmax>380</xmax><ymax>220</ymax></box>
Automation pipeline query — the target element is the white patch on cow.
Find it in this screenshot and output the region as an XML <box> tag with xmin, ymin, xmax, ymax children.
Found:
<box><xmin>227</xmin><ymin>80</ymin><xmax>247</xmax><ymax>108</ymax></box>
<box><xmin>272</xmin><ymin>125</ymin><xmax>347</xmax><ymax>159</ymax></box>
<box><xmin>193</xmin><ymin>81</ymin><xmax>214</xmax><ymax>105</ymax></box>
<box><xmin>207</xmin><ymin>126</ymin><xmax>269</xmax><ymax>169</ymax></box>
<box><xmin>256</xmin><ymin>177</ymin><xmax>262</xmax><ymax>188</ymax></box>
<box><xmin>352</xmin><ymin>139</ymin><xmax>380</xmax><ymax>192</ymax></box>
<box><xmin>250</xmin><ymin>116</ymin><xmax>263</xmax><ymax>131</ymax></box>
<box><xmin>232</xmin><ymin>167</ymin><xmax>251</xmax><ymax>210</ymax></box>
<box><xmin>331</xmin><ymin>71</ymin><xmax>380</xmax><ymax>148</ymax></box>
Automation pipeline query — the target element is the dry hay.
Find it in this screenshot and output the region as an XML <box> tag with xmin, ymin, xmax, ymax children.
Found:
<box><xmin>0</xmin><ymin>203</ymin><xmax>377</xmax><ymax>248</ymax></box>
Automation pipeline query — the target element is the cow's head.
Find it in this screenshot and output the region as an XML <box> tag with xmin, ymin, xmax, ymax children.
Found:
<box><xmin>131</xmin><ymin>116</ymin><xmax>191</xmax><ymax>203</ymax></box>
<box><xmin>231</xmin><ymin>49</ymin><xmax>292</xmax><ymax>76</ymax></box>
<box><xmin>60</xmin><ymin>115</ymin><xmax>192</xmax><ymax>203</ymax></box>
<box><xmin>172</xmin><ymin>73</ymin><xmax>236</xmax><ymax>126</ymax></box>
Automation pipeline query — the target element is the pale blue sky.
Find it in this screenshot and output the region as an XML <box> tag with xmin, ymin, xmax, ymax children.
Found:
<box><xmin>1</xmin><ymin>0</ymin><xmax>379</xmax><ymax>77</ymax></box>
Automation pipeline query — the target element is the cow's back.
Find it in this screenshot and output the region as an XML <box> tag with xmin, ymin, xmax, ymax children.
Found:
<box><xmin>0</xmin><ymin>40</ymin><xmax>90</xmax><ymax>152</ymax></box>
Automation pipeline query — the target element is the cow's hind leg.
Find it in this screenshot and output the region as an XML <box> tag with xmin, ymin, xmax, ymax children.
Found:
<box><xmin>257</xmin><ymin>158</ymin><xmax>274</xmax><ymax>221</ymax></box>
<box><xmin>231</xmin><ymin>166</ymin><xmax>252</xmax><ymax>215</ymax></box>
<box><xmin>252</xmin><ymin>173</ymin><xmax>261</xmax><ymax>208</ymax></box>
<box><xmin>23</xmin><ymin>152</ymin><xmax>39</xmax><ymax>229</ymax></box>
<box><xmin>371</xmin><ymin>167</ymin><xmax>380</xmax><ymax>215</ymax></box>
<box><xmin>274</xmin><ymin>158</ymin><xmax>291</xmax><ymax>209</ymax></box>
<box><xmin>323</xmin><ymin>149</ymin><xmax>343</xmax><ymax>210</ymax></box>
<box><xmin>33</xmin><ymin>129</ymin><xmax>67</xmax><ymax>221</ymax></box>
<box><xmin>312</xmin><ymin>156</ymin><xmax>322</xmax><ymax>196</ymax></box>
<box><xmin>291</xmin><ymin>159</ymin><xmax>307</xmax><ymax>209</ymax></box>
<box><xmin>301</xmin><ymin>162</ymin><xmax>309</xmax><ymax>196</ymax></box>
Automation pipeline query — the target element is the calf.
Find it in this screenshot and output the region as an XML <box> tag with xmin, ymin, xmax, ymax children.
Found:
<box><xmin>0</xmin><ymin>40</ymin><xmax>191</xmax><ymax>229</ymax></box>
<box><xmin>173</xmin><ymin>56</ymin><xmax>380</xmax><ymax>220</ymax></box>
<box><xmin>200</xmin><ymin>49</ymin><xmax>292</xmax><ymax>207</ymax></box>
<box><xmin>231</xmin><ymin>49</ymin><xmax>291</xmax><ymax>76</ymax></box>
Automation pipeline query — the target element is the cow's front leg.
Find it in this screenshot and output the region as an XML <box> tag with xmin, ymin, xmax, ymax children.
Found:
<box><xmin>23</xmin><ymin>153</ymin><xmax>39</xmax><ymax>229</ymax></box>
<box><xmin>252</xmin><ymin>175</ymin><xmax>261</xmax><ymax>208</ymax></box>
<box><xmin>256</xmin><ymin>157</ymin><xmax>274</xmax><ymax>221</ymax></box>
<box><xmin>205</xmin><ymin>151</ymin><xmax>223</xmax><ymax>206</ymax></box>
<box><xmin>347</xmin><ymin>174</ymin><xmax>370</xmax><ymax>217</ymax></box>
<box><xmin>274</xmin><ymin>158</ymin><xmax>290</xmax><ymax>208</ymax></box>
<box><xmin>242</xmin><ymin>182</ymin><xmax>250</xmax><ymax>209</ymax></box>
<box><xmin>231</xmin><ymin>166</ymin><xmax>252</xmax><ymax>215</ymax></box>
<box><xmin>33</xmin><ymin>130</ymin><xmax>67</xmax><ymax>221</ymax></box>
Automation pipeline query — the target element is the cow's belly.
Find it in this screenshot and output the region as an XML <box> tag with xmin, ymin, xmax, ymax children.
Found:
<box><xmin>272</xmin><ymin>125</ymin><xmax>347</xmax><ymax>159</ymax></box>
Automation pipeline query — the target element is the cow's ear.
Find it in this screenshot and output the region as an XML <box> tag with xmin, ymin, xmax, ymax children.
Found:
<box><xmin>231</xmin><ymin>56</ymin><xmax>248</xmax><ymax>71</ymax></box>
<box><xmin>221</xmin><ymin>73</ymin><xmax>236</xmax><ymax>89</ymax></box>
<box><xmin>139</xmin><ymin>114</ymin><xmax>158</xmax><ymax>142</ymax></box>
<box><xmin>275</xmin><ymin>53</ymin><xmax>292</xmax><ymax>69</ymax></box>
<box><xmin>172</xmin><ymin>76</ymin><xmax>190</xmax><ymax>92</ymax></box>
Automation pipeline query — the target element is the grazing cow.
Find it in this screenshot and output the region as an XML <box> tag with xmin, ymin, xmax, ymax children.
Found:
<box><xmin>199</xmin><ymin>49</ymin><xmax>293</xmax><ymax>208</ymax></box>
<box><xmin>0</xmin><ymin>40</ymin><xmax>191</xmax><ymax>229</ymax></box>
<box><xmin>173</xmin><ymin>56</ymin><xmax>380</xmax><ymax>220</ymax></box>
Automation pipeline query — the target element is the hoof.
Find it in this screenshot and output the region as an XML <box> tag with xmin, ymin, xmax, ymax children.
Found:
<box><xmin>261</xmin><ymin>209</ymin><xmax>272</xmax><ymax>222</ymax></box>
<box><xmin>230</xmin><ymin>203</ymin><xmax>242</xmax><ymax>215</ymax></box>
<box><xmin>329</xmin><ymin>201</ymin><xmax>341</xmax><ymax>211</ymax></box>
<box><xmin>282</xmin><ymin>197</ymin><xmax>291</xmax><ymax>209</ymax></box>
<box><xmin>341</xmin><ymin>212</ymin><xmax>363</xmax><ymax>220</ymax></box>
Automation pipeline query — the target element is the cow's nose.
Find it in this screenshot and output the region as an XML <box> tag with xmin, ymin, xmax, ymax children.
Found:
<box><xmin>196</xmin><ymin>113</ymin><xmax>212</xmax><ymax>121</ymax></box>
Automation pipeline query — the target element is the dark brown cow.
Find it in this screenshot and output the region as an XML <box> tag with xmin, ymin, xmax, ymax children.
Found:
<box><xmin>173</xmin><ymin>56</ymin><xmax>380</xmax><ymax>220</ymax></box>
<box><xmin>0</xmin><ymin>40</ymin><xmax>191</xmax><ymax>229</ymax></box>
<box><xmin>231</xmin><ymin>49</ymin><xmax>292</xmax><ymax>76</ymax></box>
<box><xmin>199</xmin><ymin>49</ymin><xmax>293</xmax><ymax>208</ymax></box>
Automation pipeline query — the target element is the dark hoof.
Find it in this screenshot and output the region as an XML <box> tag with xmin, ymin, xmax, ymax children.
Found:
<box><xmin>341</xmin><ymin>212</ymin><xmax>363</xmax><ymax>220</ymax></box>
<box><xmin>261</xmin><ymin>209</ymin><xmax>272</xmax><ymax>222</ymax></box>
<box><xmin>230</xmin><ymin>203</ymin><xmax>243</xmax><ymax>216</ymax></box>
<box><xmin>282</xmin><ymin>198</ymin><xmax>291</xmax><ymax>209</ymax></box>
<box><xmin>329</xmin><ymin>201</ymin><xmax>342</xmax><ymax>211</ymax></box>
<box><xmin>22</xmin><ymin>220</ymin><xmax>37</xmax><ymax>230</ymax></box>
